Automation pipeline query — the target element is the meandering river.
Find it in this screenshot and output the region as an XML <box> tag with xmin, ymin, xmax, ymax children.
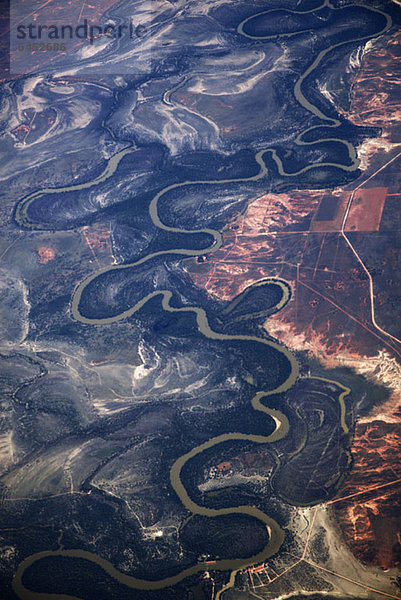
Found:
<box><xmin>12</xmin><ymin>2</ymin><xmax>391</xmax><ymax>597</ymax></box>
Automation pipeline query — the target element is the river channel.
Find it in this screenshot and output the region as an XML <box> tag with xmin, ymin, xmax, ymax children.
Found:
<box><xmin>12</xmin><ymin>2</ymin><xmax>391</xmax><ymax>597</ymax></box>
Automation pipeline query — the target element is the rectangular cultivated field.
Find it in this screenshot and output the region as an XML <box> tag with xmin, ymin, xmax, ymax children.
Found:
<box><xmin>310</xmin><ymin>193</ymin><xmax>349</xmax><ymax>232</ymax></box>
<box><xmin>345</xmin><ymin>187</ymin><xmax>387</xmax><ymax>232</ymax></box>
